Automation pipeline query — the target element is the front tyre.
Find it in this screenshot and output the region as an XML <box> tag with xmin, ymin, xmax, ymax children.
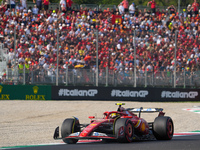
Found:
<box><xmin>153</xmin><ymin>116</ymin><xmax>174</xmax><ymax>140</ymax></box>
<box><xmin>114</xmin><ymin>118</ymin><xmax>134</xmax><ymax>143</ymax></box>
<box><xmin>61</xmin><ymin>118</ymin><xmax>80</xmax><ymax>144</ymax></box>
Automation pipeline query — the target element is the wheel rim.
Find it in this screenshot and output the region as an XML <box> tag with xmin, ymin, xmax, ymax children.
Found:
<box><xmin>167</xmin><ymin>121</ymin><xmax>173</xmax><ymax>138</ymax></box>
<box><xmin>126</xmin><ymin>123</ymin><xmax>133</xmax><ymax>137</ymax></box>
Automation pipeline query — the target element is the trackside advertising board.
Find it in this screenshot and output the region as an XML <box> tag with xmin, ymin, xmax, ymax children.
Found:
<box><xmin>51</xmin><ymin>86</ymin><xmax>200</xmax><ymax>102</ymax></box>
<box><xmin>0</xmin><ymin>85</ymin><xmax>51</xmax><ymax>100</ymax></box>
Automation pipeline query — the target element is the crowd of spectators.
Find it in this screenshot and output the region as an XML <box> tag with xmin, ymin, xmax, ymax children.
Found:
<box><xmin>0</xmin><ymin>0</ymin><xmax>200</xmax><ymax>84</ymax></box>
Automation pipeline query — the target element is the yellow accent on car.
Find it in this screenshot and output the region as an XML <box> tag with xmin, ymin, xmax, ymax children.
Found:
<box><xmin>115</xmin><ymin>103</ymin><xmax>125</xmax><ymax>106</ymax></box>
<box><xmin>141</xmin><ymin>123</ymin><xmax>146</xmax><ymax>132</ymax></box>
<box><xmin>72</xmin><ymin>117</ymin><xmax>76</xmax><ymax>133</ymax></box>
<box><xmin>134</xmin><ymin>120</ymin><xmax>141</xmax><ymax>128</ymax></box>
<box><xmin>90</xmin><ymin>123</ymin><xmax>97</xmax><ymax>126</ymax></box>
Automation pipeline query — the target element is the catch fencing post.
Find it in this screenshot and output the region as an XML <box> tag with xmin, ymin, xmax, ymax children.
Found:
<box><xmin>23</xmin><ymin>63</ymin><xmax>25</xmax><ymax>85</ymax></box>
<box><xmin>183</xmin><ymin>69</ymin><xmax>185</xmax><ymax>88</ymax></box>
<box><xmin>56</xmin><ymin>28</ymin><xmax>59</xmax><ymax>86</ymax></box>
<box><xmin>174</xmin><ymin>30</ymin><xmax>178</xmax><ymax>88</ymax></box>
<box><xmin>95</xmin><ymin>22</ymin><xmax>99</xmax><ymax>87</ymax></box>
<box><xmin>134</xmin><ymin>29</ymin><xmax>136</xmax><ymax>87</ymax></box>
<box><xmin>65</xmin><ymin>65</ymin><xmax>68</xmax><ymax>86</ymax></box>
<box><xmin>106</xmin><ymin>66</ymin><xmax>108</xmax><ymax>87</ymax></box>
<box><xmin>145</xmin><ymin>68</ymin><xmax>147</xmax><ymax>87</ymax></box>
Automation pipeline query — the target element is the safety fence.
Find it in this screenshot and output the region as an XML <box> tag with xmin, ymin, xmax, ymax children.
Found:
<box><xmin>2</xmin><ymin>68</ymin><xmax>200</xmax><ymax>88</ymax></box>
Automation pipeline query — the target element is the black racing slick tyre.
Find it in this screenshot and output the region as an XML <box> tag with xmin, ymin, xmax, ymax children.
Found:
<box><xmin>114</xmin><ymin>118</ymin><xmax>134</xmax><ymax>143</ymax></box>
<box><xmin>61</xmin><ymin>118</ymin><xmax>80</xmax><ymax>144</ymax></box>
<box><xmin>153</xmin><ymin>116</ymin><xmax>174</xmax><ymax>140</ymax></box>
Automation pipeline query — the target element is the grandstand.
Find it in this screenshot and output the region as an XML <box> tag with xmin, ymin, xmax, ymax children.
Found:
<box><xmin>0</xmin><ymin>1</ymin><xmax>199</xmax><ymax>87</ymax></box>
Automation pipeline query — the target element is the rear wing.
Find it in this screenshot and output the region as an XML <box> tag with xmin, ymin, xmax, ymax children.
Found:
<box><xmin>128</xmin><ymin>108</ymin><xmax>163</xmax><ymax>112</ymax></box>
<box><xmin>127</xmin><ymin>107</ymin><xmax>164</xmax><ymax>117</ymax></box>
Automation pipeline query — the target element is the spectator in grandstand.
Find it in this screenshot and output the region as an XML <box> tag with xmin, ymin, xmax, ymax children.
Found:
<box><xmin>33</xmin><ymin>0</ymin><xmax>42</xmax><ymax>11</ymax></box>
<box><xmin>47</xmin><ymin>63</ymin><xmax>55</xmax><ymax>82</ymax></box>
<box><xmin>129</xmin><ymin>2</ymin><xmax>135</xmax><ymax>16</ymax></box>
<box><xmin>180</xmin><ymin>8</ymin><xmax>187</xmax><ymax>18</ymax></box>
<box><xmin>8</xmin><ymin>48</ymin><xmax>14</xmax><ymax>60</ymax></box>
<box><xmin>18</xmin><ymin>61</ymin><xmax>23</xmax><ymax>80</ymax></box>
<box><xmin>10</xmin><ymin>0</ymin><xmax>16</xmax><ymax>9</ymax></box>
<box><xmin>25</xmin><ymin>61</ymin><xmax>30</xmax><ymax>83</ymax></box>
<box><xmin>5</xmin><ymin>0</ymin><xmax>16</xmax><ymax>9</ymax></box>
<box><xmin>39</xmin><ymin>55</ymin><xmax>45</xmax><ymax>66</ymax></box>
<box><xmin>60</xmin><ymin>0</ymin><xmax>67</xmax><ymax>13</ymax></box>
<box><xmin>43</xmin><ymin>0</ymin><xmax>50</xmax><ymax>11</ymax></box>
<box><xmin>192</xmin><ymin>0</ymin><xmax>199</xmax><ymax>16</ymax></box>
<box><xmin>32</xmin><ymin>4</ymin><xmax>39</xmax><ymax>15</ymax></box>
<box><xmin>7</xmin><ymin>60</ymin><xmax>12</xmax><ymax>69</ymax></box>
<box><xmin>0</xmin><ymin>2</ymin><xmax>7</xmax><ymax>12</ymax></box>
<box><xmin>37</xmin><ymin>65</ymin><xmax>45</xmax><ymax>82</ymax></box>
<box><xmin>67</xmin><ymin>0</ymin><xmax>73</xmax><ymax>11</ymax></box>
<box><xmin>5</xmin><ymin>0</ymin><xmax>10</xmax><ymax>9</ymax></box>
<box><xmin>147</xmin><ymin>0</ymin><xmax>157</xmax><ymax>14</ymax></box>
<box><xmin>16</xmin><ymin>3</ymin><xmax>24</xmax><ymax>11</ymax></box>
<box><xmin>20</xmin><ymin>0</ymin><xmax>27</xmax><ymax>9</ymax></box>
<box><xmin>118</xmin><ymin>3</ymin><xmax>124</xmax><ymax>15</ymax></box>
<box><xmin>121</xmin><ymin>0</ymin><xmax>129</xmax><ymax>13</ymax></box>
<box><xmin>167</xmin><ymin>5</ymin><xmax>176</xmax><ymax>14</ymax></box>
<box><xmin>187</xmin><ymin>4</ymin><xmax>193</xmax><ymax>16</ymax></box>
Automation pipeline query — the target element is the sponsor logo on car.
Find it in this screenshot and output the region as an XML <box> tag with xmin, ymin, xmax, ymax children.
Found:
<box><xmin>69</xmin><ymin>132</ymin><xmax>80</xmax><ymax>136</ymax></box>
<box><xmin>161</xmin><ymin>91</ymin><xmax>198</xmax><ymax>99</ymax></box>
<box><xmin>111</xmin><ymin>90</ymin><xmax>148</xmax><ymax>98</ymax></box>
<box><xmin>92</xmin><ymin>132</ymin><xmax>107</xmax><ymax>137</ymax></box>
<box><xmin>58</xmin><ymin>89</ymin><xmax>98</xmax><ymax>97</ymax></box>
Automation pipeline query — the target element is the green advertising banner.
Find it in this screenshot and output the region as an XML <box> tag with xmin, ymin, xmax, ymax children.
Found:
<box><xmin>0</xmin><ymin>85</ymin><xmax>51</xmax><ymax>100</ymax></box>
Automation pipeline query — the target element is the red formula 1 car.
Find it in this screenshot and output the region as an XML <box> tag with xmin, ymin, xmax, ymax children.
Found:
<box><xmin>53</xmin><ymin>103</ymin><xmax>174</xmax><ymax>144</ymax></box>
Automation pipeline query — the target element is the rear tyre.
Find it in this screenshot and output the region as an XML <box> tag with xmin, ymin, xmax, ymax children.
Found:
<box><xmin>61</xmin><ymin>118</ymin><xmax>80</xmax><ymax>144</ymax></box>
<box><xmin>153</xmin><ymin>116</ymin><xmax>174</xmax><ymax>140</ymax></box>
<box><xmin>114</xmin><ymin>118</ymin><xmax>134</xmax><ymax>143</ymax></box>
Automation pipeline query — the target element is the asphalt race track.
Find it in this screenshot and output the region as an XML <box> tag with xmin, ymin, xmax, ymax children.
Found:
<box><xmin>3</xmin><ymin>135</ymin><xmax>200</xmax><ymax>150</ymax></box>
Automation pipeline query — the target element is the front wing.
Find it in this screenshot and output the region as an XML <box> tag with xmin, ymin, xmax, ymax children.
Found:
<box><xmin>65</xmin><ymin>132</ymin><xmax>117</xmax><ymax>140</ymax></box>
<box><xmin>53</xmin><ymin>127</ymin><xmax>117</xmax><ymax>140</ymax></box>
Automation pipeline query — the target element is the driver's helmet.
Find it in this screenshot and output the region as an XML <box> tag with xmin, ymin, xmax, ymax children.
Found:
<box><xmin>111</xmin><ymin>113</ymin><xmax>117</xmax><ymax>118</ymax></box>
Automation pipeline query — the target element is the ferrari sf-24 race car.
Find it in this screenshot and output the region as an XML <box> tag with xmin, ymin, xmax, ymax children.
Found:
<box><xmin>53</xmin><ymin>103</ymin><xmax>174</xmax><ymax>144</ymax></box>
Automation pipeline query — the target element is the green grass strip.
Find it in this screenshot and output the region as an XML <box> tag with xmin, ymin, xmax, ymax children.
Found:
<box><xmin>193</xmin><ymin>110</ymin><xmax>200</xmax><ymax>112</ymax></box>
<box><xmin>1</xmin><ymin>144</ymin><xmax>48</xmax><ymax>149</ymax></box>
<box><xmin>191</xmin><ymin>130</ymin><xmax>200</xmax><ymax>132</ymax></box>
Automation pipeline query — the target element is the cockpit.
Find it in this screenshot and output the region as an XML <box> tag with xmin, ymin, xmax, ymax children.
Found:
<box><xmin>103</xmin><ymin>111</ymin><xmax>123</xmax><ymax>119</ymax></box>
